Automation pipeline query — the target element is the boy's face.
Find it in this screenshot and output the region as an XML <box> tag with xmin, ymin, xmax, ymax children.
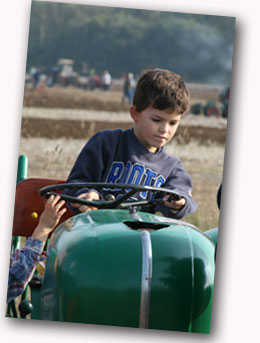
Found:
<box><xmin>130</xmin><ymin>106</ymin><xmax>181</xmax><ymax>153</ymax></box>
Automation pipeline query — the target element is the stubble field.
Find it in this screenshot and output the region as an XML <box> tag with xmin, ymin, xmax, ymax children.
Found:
<box><xmin>19</xmin><ymin>85</ymin><xmax>227</xmax><ymax>230</ymax></box>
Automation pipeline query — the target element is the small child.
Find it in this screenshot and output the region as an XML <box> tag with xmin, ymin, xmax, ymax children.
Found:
<box><xmin>64</xmin><ymin>68</ymin><xmax>197</xmax><ymax>219</ymax></box>
<box><xmin>7</xmin><ymin>195</ymin><xmax>66</xmax><ymax>303</ymax></box>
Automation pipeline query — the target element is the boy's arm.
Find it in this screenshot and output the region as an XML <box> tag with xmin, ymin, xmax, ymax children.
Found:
<box><xmin>63</xmin><ymin>132</ymin><xmax>107</xmax><ymax>213</ymax></box>
<box><xmin>154</xmin><ymin>159</ymin><xmax>197</xmax><ymax>219</ymax></box>
<box><xmin>7</xmin><ymin>195</ymin><xmax>66</xmax><ymax>303</ymax></box>
<box><xmin>7</xmin><ymin>237</ymin><xmax>44</xmax><ymax>303</ymax></box>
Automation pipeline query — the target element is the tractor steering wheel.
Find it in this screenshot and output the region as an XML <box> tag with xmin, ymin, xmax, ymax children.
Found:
<box><xmin>40</xmin><ymin>182</ymin><xmax>182</xmax><ymax>210</ymax></box>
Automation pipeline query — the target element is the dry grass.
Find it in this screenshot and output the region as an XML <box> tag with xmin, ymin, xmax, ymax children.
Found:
<box><xmin>166</xmin><ymin>141</ymin><xmax>224</xmax><ymax>230</ymax></box>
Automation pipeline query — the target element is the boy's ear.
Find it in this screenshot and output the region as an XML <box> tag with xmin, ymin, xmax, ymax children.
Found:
<box><xmin>130</xmin><ymin>106</ymin><xmax>140</xmax><ymax>123</ymax></box>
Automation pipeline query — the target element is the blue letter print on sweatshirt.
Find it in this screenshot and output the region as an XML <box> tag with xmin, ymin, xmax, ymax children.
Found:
<box><xmin>106</xmin><ymin>161</ymin><xmax>165</xmax><ymax>199</ymax></box>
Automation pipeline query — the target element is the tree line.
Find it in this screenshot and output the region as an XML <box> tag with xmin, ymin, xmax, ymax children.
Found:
<box><xmin>26</xmin><ymin>1</ymin><xmax>236</xmax><ymax>85</ymax></box>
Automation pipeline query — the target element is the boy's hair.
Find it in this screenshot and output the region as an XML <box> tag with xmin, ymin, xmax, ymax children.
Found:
<box><xmin>133</xmin><ymin>68</ymin><xmax>189</xmax><ymax>114</ymax></box>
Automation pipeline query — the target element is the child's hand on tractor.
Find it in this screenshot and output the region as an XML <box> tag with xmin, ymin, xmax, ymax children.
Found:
<box><xmin>71</xmin><ymin>191</ymin><xmax>100</xmax><ymax>212</ymax></box>
<box><xmin>32</xmin><ymin>195</ymin><xmax>67</xmax><ymax>242</ymax></box>
<box><xmin>163</xmin><ymin>195</ymin><xmax>186</xmax><ymax>211</ymax></box>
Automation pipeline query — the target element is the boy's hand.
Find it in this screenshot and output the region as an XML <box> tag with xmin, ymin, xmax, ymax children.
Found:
<box><xmin>32</xmin><ymin>195</ymin><xmax>67</xmax><ymax>242</ymax></box>
<box><xmin>163</xmin><ymin>195</ymin><xmax>186</xmax><ymax>211</ymax></box>
<box><xmin>71</xmin><ymin>191</ymin><xmax>100</xmax><ymax>212</ymax></box>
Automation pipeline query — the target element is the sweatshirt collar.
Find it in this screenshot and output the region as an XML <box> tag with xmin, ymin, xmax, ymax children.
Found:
<box><xmin>129</xmin><ymin>127</ymin><xmax>165</xmax><ymax>160</ymax></box>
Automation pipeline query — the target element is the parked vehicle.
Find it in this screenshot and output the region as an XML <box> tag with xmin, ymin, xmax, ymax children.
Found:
<box><xmin>190</xmin><ymin>86</ymin><xmax>230</xmax><ymax>118</ymax></box>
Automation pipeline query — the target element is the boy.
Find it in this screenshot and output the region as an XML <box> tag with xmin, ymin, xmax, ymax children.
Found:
<box><xmin>64</xmin><ymin>68</ymin><xmax>197</xmax><ymax>219</ymax></box>
<box><xmin>7</xmin><ymin>195</ymin><xmax>66</xmax><ymax>303</ymax></box>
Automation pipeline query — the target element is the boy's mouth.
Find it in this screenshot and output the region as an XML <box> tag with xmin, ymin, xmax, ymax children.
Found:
<box><xmin>155</xmin><ymin>135</ymin><xmax>167</xmax><ymax>141</ymax></box>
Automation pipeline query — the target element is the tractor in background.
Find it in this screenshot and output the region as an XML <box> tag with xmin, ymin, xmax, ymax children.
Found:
<box><xmin>190</xmin><ymin>86</ymin><xmax>230</xmax><ymax>118</ymax></box>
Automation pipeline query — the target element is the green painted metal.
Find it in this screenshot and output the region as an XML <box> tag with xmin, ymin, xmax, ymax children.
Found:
<box><xmin>41</xmin><ymin>210</ymin><xmax>215</xmax><ymax>333</ymax></box>
<box><xmin>42</xmin><ymin>212</ymin><xmax>143</xmax><ymax>327</ymax></box>
<box><xmin>11</xmin><ymin>236</ymin><xmax>21</xmax><ymax>253</ymax></box>
<box><xmin>205</xmin><ymin>228</ymin><xmax>218</xmax><ymax>247</ymax></box>
<box><xmin>6</xmin><ymin>300</ymin><xmax>18</xmax><ymax>318</ymax></box>
<box><xmin>16</xmin><ymin>155</ymin><xmax>28</xmax><ymax>184</ymax></box>
<box><xmin>30</xmin><ymin>286</ymin><xmax>42</xmax><ymax>320</ymax></box>
<box><xmin>149</xmin><ymin>226</ymin><xmax>214</xmax><ymax>333</ymax></box>
<box><xmin>19</xmin><ymin>300</ymin><xmax>33</xmax><ymax>318</ymax></box>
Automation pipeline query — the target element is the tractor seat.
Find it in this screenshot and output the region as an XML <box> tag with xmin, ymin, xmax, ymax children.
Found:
<box><xmin>12</xmin><ymin>178</ymin><xmax>73</xmax><ymax>237</ymax></box>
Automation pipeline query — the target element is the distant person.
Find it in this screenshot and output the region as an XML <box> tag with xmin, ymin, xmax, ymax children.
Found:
<box><xmin>7</xmin><ymin>195</ymin><xmax>66</xmax><ymax>303</ymax></box>
<box><xmin>30</xmin><ymin>66</ymin><xmax>40</xmax><ymax>89</ymax></box>
<box><xmin>128</xmin><ymin>72</ymin><xmax>136</xmax><ymax>104</ymax></box>
<box><xmin>63</xmin><ymin>68</ymin><xmax>197</xmax><ymax>219</ymax></box>
<box><xmin>102</xmin><ymin>70</ymin><xmax>112</xmax><ymax>90</ymax></box>
<box><xmin>50</xmin><ymin>66</ymin><xmax>59</xmax><ymax>86</ymax></box>
<box><xmin>122</xmin><ymin>72</ymin><xmax>131</xmax><ymax>105</ymax></box>
<box><xmin>122</xmin><ymin>72</ymin><xmax>136</xmax><ymax>105</ymax></box>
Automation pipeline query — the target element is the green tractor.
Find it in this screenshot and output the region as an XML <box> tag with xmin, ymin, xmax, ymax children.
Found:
<box><xmin>6</xmin><ymin>155</ymin><xmax>218</xmax><ymax>334</ymax></box>
<box><xmin>190</xmin><ymin>86</ymin><xmax>230</xmax><ymax>118</ymax></box>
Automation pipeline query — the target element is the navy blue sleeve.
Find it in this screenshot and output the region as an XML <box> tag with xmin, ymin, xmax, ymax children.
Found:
<box><xmin>63</xmin><ymin>131</ymin><xmax>109</xmax><ymax>212</ymax></box>
<box><xmin>154</xmin><ymin>158</ymin><xmax>197</xmax><ymax>219</ymax></box>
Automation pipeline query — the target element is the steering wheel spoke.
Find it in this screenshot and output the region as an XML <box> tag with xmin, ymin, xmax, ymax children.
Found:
<box><xmin>40</xmin><ymin>182</ymin><xmax>181</xmax><ymax>210</ymax></box>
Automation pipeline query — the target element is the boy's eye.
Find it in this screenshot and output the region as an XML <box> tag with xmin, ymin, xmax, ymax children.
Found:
<box><xmin>170</xmin><ymin>121</ymin><xmax>177</xmax><ymax>126</ymax></box>
<box><xmin>152</xmin><ymin>118</ymin><xmax>160</xmax><ymax>122</ymax></box>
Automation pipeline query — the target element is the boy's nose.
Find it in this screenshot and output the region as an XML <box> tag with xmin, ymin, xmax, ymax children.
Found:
<box><xmin>159</xmin><ymin>123</ymin><xmax>168</xmax><ymax>133</ymax></box>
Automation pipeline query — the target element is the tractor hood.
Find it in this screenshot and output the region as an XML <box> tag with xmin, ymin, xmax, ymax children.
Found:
<box><xmin>41</xmin><ymin>209</ymin><xmax>215</xmax><ymax>333</ymax></box>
